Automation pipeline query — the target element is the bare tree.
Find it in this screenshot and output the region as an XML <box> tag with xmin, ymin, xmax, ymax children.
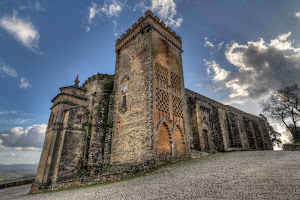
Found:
<box><xmin>260</xmin><ymin>114</ymin><xmax>282</xmax><ymax>148</ymax></box>
<box><xmin>260</xmin><ymin>84</ymin><xmax>300</xmax><ymax>137</ymax></box>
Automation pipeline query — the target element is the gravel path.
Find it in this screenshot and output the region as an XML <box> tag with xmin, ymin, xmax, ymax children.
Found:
<box><xmin>1</xmin><ymin>151</ymin><xmax>299</xmax><ymax>200</ymax></box>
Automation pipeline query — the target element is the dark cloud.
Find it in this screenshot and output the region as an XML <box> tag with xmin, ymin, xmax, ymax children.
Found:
<box><xmin>0</xmin><ymin>124</ymin><xmax>46</xmax><ymax>151</ymax></box>
<box><xmin>215</xmin><ymin>32</ymin><xmax>300</xmax><ymax>104</ymax></box>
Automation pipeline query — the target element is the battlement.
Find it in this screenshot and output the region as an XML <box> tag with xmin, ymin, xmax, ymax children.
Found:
<box><xmin>82</xmin><ymin>73</ymin><xmax>114</xmax><ymax>87</ymax></box>
<box><xmin>115</xmin><ymin>10</ymin><xmax>182</xmax><ymax>50</ymax></box>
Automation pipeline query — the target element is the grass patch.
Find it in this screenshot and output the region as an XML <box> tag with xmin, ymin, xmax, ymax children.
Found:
<box><xmin>295</xmin><ymin>141</ymin><xmax>300</xmax><ymax>144</ymax></box>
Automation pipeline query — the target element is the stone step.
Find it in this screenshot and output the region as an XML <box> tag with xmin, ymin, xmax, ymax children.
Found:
<box><xmin>190</xmin><ymin>149</ymin><xmax>209</xmax><ymax>158</ymax></box>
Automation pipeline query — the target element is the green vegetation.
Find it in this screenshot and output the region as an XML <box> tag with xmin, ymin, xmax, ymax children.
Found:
<box><xmin>101</xmin><ymin>81</ymin><xmax>114</xmax><ymax>147</ymax></box>
<box><xmin>82</xmin><ymin>121</ymin><xmax>91</xmax><ymax>127</ymax></box>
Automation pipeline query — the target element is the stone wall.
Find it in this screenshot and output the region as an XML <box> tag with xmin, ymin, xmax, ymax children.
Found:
<box><xmin>31</xmin><ymin>74</ymin><xmax>114</xmax><ymax>194</ymax></box>
<box><xmin>185</xmin><ymin>89</ymin><xmax>273</xmax><ymax>152</ymax></box>
<box><xmin>31</xmin><ymin>10</ymin><xmax>273</xmax><ymax>194</ymax></box>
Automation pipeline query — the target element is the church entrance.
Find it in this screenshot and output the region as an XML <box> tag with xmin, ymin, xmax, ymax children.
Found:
<box><xmin>157</xmin><ymin>122</ymin><xmax>172</xmax><ymax>155</ymax></box>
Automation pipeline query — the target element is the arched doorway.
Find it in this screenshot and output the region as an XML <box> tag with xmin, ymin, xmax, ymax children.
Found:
<box><xmin>173</xmin><ymin>124</ymin><xmax>186</xmax><ymax>156</ymax></box>
<box><xmin>157</xmin><ymin>122</ymin><xmax>172</xmax><ymax>155</ymax></box>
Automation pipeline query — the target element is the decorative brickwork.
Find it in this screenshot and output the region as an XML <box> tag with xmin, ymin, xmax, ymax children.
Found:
<box><xmin>172</xmin><ymin>95</ymin><xmax>183</xmax><ymax>117</ymax></box>
<box><xmin>156</xmin><ymin>63</ymin><xmax>168</xmax><ymax>88</ymax></box>
<box><xmin>171</xmin><ymin>72</ymin><xmax>181</xmax><ymax>94</ymax></box>
<box><xmin>156</xmin><ymin>88</ymin><xmax>170</xmax><ymax>113</ymax></box>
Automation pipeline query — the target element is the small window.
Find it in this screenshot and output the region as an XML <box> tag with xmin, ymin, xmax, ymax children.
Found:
<box><xmin>122</xmin><ymin>83</ymin><xmax>128</xmax><ymax>93</ymax></box>
<box><xmin>122</xmin><ymin>95</ymin><xmax>127</xmax><ymax>109</ymax></box>
<box><xmin>76</xmin><ymin>115</ymin><xmax>82</xmax><ymax>124</ymax></box>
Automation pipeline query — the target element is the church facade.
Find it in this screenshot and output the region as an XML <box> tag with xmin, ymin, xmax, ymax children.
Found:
<box><xmin>31</xmin><ymin>11</ymin><xmax>273</xmax><ymax>193</ymax></box>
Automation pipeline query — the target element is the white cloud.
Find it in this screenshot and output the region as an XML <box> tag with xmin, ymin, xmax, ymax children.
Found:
<box><xmin>12</xmin><ymin>147</ymin><xmax>42</xmax><ymax>151</ymax></box>
<box><xmin>34</xmin><ymin>1</ymin><xmax>45</xmax><ymax>12</ymax></box>
<box><xmin>100</xmin><ymin>0</ymin><xmax>122</xmax><ymax>17</ymax></box>
<box><xmin>0</xmin><ymin>11</ymin><xmax>40</xmax><ymax>51</ymax></box>
<box><xmin>0</xmin><ymin>63</ymin><xmax>18</xmax><ymax>77</ymax></box>
<box><xmin>217</xmin><ymin>41</ymin><xmax>224</xmax><ymax>51</ymax></box>
<box><xmin>295</xmin><ymin>12</ymin><xmax>300</xmax><ymax>20</ymax></box>
<box><xmin>0</xmin><ymin>110</ymin><xmax>17</xmax><ymax>115</ymax></box>
<box><xmin>271</xmin><ymin>122</ymin><xmax>294</xmax><ymax>150</ymax></box>
<box><xmin>221</xmin><ymin>32</ymin><xmax>300</xmax><ymax>104</ymax></box>
<box><xmin>0</xmin><ymin>118</ymin><xmax>31</xmax><ymax>125</ymax></box>
<box><xmin>152</xmin><ymin>0</ymin><xmax>176</xmax><ymax>19</ymax></box>
<box><xmin>86</xmin><ymin>0</ymin><xmax>122</xmax><ymax>32</ymax></box>
<box><xmin>134</xmin><ymin>0</ymin><xmax>148</xmax><ymax>13</ymax></box>
<box><xmin>20</xmin><ymin>1</ymin><xmax>46</xmax><ymax>12</ymax></box>
<box><xmin>151</xmin><ymin>0</ymin><xmax>183</xmax><ymax>28</ymax></box>
<box><xmin>205</xmin><ymin>60</ymin><xmax>230</xmax><ymax>82</ymax></box>
<box><xmin>204</xmin><ymin>38</ymin><xmax>224</xmax><ymax>53</ymax></box>
<box><xmin>113</xmin><ymin>20</ymin><xmax>118</xmax><ymax>36</ymax></box>
<box><xmin>167</xmin><ymin>16</ymin><xmax>183</xmax><ymax>28</ymax></box>
<box><xmin>0</xmin><ymin>124</ymin><xmax>47</xmax><ymax>151</ymax></box>
<box><xmin>204</xmin><ymin>37</ymin><xmax>215</xmax><ymax>48</ymax></box>
<box><xmin>88</xmin><ymin>2</ymin><xmax>100</xmax><ymax>24</ymax></box>
<box><xmin>19</xmin><ymin>77</ymin><xmax>31</xmax><ymax>88</ymax></box>
<box><xmin>0</xmin><ymin>139</ymin><xmax>4</xmax><ymax>151</ymax></box>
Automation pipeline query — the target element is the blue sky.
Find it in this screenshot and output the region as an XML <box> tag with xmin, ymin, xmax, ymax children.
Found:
<box><xmin>0</xmin><ymin>0</ymin><xmax>299</xmax><ymax>164</ymax></box>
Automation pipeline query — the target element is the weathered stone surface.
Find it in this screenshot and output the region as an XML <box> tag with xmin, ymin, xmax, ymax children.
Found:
<box><xmin>283</xmin><ymin>144</ymin><xmax>300</xmax><ymax>151</ymax></box>
<box><xmin>31</xmin><ymin>11</ymin><xmax>273</xmax><ymax>193</ymax></box>
<box><xmin>6</xmin><ymin>151</ymin><xmax>299</xmax><ymax>200</ymax></box>
<box><xmin>185</xmin><ymin>89</ymin><xmax>273</xmax><ymax>152</ymax></box>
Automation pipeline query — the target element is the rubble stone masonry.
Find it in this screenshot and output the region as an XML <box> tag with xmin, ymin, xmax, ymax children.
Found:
<box><xmin>31</xmin><ymin>11</ymin><xmax>273</xmax><ymax>194</ymax></box>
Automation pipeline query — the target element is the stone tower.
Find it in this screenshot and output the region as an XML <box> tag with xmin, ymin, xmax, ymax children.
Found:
<box><xmin>110</xmin><ymin>11</ymin><xmax>190</xmax><ymax>164</ymax></box>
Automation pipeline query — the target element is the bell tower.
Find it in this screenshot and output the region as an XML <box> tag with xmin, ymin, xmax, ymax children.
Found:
<box><xmin>110</xmin><ymin>11</ymin><xmax>190</xmax><ymax>164</ymax></box>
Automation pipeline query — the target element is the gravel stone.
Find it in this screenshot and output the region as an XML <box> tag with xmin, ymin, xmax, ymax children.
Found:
<box><xmin>1</xmin><ymin>151</ymin><xmax>299</xmax><ymax>200</ymax></box>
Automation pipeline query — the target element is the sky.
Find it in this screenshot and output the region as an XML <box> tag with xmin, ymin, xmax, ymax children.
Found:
<box><xmin>0</xmin><ymin>0</ymin><xmax>299</xmax><ymax>164</ymax></box>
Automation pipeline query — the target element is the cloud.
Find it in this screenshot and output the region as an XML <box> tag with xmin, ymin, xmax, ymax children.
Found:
<box><xmin>212</xmin><ymin>32</ymin><xmax>300</xmax><ymax>104</ymax></box>
<box><xmin>0</xmin><ymin>118</ymin><xmax>31</xmax><ymax>125</ymax></box>
<box><xmin>0</xmin><ymin>110</ymin><xmax>17</xmax><ymax>115</ymax></box>
<box><xmin>0</xmin><ymin>124</ymin><xmax>47</xmax><ymax>151</ymax></box>
<box><xmin>86</xmin><ymin>0</ymin><xmax>122</xmax><ymax>32</ymax></box>
<box><xmin>100</xmin><ymin>0</ymin><xmax>122</xmax><ymax>17</ymax></box>
<box><xmin>19</xmin><ymin>1</ymin><xmax>46</xmax><ymax>12</ymax></box>
<box><xmin>0</xmin><ymin>62</ymin><xmax>18</xmax><ymax>77</ymax></box>
<box><xmin>0</xmin><ymin>139</ymin><xmax>4</xmax><ymax>151</ymax></box>
<box><xmin>134</xmin><ymin>0</ymin><xmax>148</xmax><ymax>13</ymax></box>
<box><xmin>34</xmin><ymin>1</ymin><xmax>45</xmax><ymax>12</ymax></box>
<box><xmin>112</xmin><ymin>20</ymin><xmax>118</xmax><ymax>36</ymax></box>
<box><xmin>204</xmin><ymin>37</ymin><xmax>224</xmax><ymax>53</ymax></box>
<box><xmin>88</xmin><ymin>2</ymin><xmax>100</xmax><ymax>24</ymax></box>
<box><xmin>12</xmin><ymin>147</ymin><xmax>42</xmax><ymax>151</ymax></box>
<box><xmin>271</xmin><ymin>122</ymin><xmax>294</xmax><ymax>150</ymax></box>
<box><xmin>204</xmin><ymin>37</ymin><xmax>215</xmax><ymax>48</ymax></box>
<box><xmin>0</xmin><ymin>11</ymin><xmax>40</xmax><ymax>51</ymax></box>
<box><xmin>205</xmin><ymin>60</ymin><xmax>230</xmax><ymax>82</ymax></box>
<box><xmin>151</xmin><ymin>0</ymin><xmax>183</xmax><ymax>28</ymax></box>
<box><xmin>295</xmin><ymin>12</ymin><xmax>300</xmax><ymax>20</ymax></box>
<box><xmin>217</xmin><ymin>41</ymin><xmax>224</xmax><ymax>51</ymax></box>
<box><xmin>19</xmin><ymin>77</ymin><xmax>31</xmax><ymax>88</ymax></box>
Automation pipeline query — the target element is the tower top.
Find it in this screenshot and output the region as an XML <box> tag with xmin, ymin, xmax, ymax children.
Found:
<box><xmin>74</xmin><ymin>75</ymin><xmax>80</xmax><ymax>86</ymax></box>
<box><xmin>115</xmin><ymin>10</ymin><xmax>182</xmax><ymax>51</ymax></box>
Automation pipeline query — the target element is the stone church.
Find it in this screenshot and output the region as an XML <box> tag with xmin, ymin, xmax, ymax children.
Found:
<box><xmin>31</xmin><ymin>11</ymin><xmax>273</xmax><ymax>193</ymax></box>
